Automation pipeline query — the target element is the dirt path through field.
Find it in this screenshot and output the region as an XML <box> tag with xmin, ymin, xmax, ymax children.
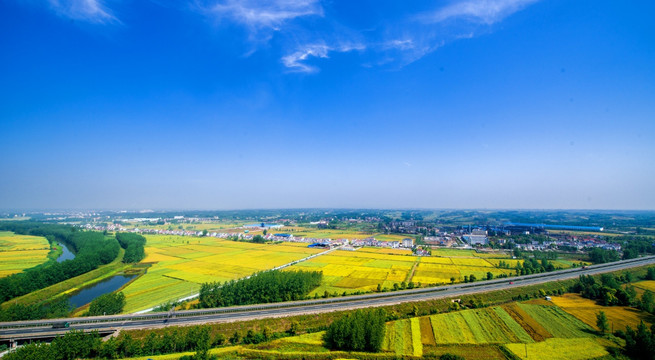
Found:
<box><xmin>406</xmin><ymin>257</ymin><xmax>421</xmax><ymax>283</ymax></box>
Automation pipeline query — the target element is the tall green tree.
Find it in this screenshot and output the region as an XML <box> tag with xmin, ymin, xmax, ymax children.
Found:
<box><xmin>88</xmin><ymin>292</ymin><xmax>126</xmax><ymax>316</ymax></box>
<box><xmin>324</xmin><ymin>309</ymin><xmax>386</xmax><ymax>352</ymax></box>
<box><xmin>596</xmin><ymin>311</ymin><xmax>609</xmax><ymax>334</ymax></box>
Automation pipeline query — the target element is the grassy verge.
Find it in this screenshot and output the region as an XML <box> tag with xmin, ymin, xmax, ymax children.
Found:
<box><xmin>46</xmin><ymin>242</ymin><xmax>63</xmax><ymax>262</ymax></box>
<box><xmin>1</xmin><ymin>248</ymin><xmax>133</xmax><ymax>308</ymax></box>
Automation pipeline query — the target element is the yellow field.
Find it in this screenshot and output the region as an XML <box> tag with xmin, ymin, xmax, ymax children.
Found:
<box><xmin>357</xmin><ymin>247</ymin><xmax>413</xmax><ymax>256</ymax></box>
<box><xmin>633</xmin><ymin>280</ymin><xmax>655</xmax><ymax>293</ymax></box>
<box><xmin>414</xmin><ymin>255</ymin><xmax>513</xmax><ymax>285</ymax></box>
<box><xmin>287</xmin><ymin>250</ymin><xmax>417</xmax><ymax>294</ymax></box>
<box><xmin>430</xmin><ymin>248</ymin><xmax>475</xmax><ymax>257</ymax></box>
<box><xmin>287</xmin><ymin>248</ymin><xmax>520</xmax><ymax>294</ymax></box>
<box><xmin>121</xmin><ymin>235</ymin><xmax>323</xmax><ymax>313</ymax></box>
<box><xmin>505</xmin><ymin>338</ymin><xmax>608</xmax><ymax>360</ymax></box>
<box><xmin>121</xmin><ymin>346</ymin><xmax>243</xmax><ymax>360</ymax></box>
<box><xmin>0</xmin><ymin>231</ymin><xmax>51</xmax><ymax>277</ymax></box>
<box><xmin>551</xmin><ymin>293</ymin><xmax>654</xmax><ymax>332</ymax></box>
<box><xmin>487</xmin><ymin>259</ymin><xmax>524</xmax><ymax>268</ymax></box>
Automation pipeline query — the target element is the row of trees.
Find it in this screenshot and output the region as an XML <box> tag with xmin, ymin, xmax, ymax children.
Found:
<box><xmin>622</xmin><ymin>321</ymin><xmax>655</xmax><ymax>360</ymax></box>
<box><xmin>198</xmin><ymin>270</ymin><xmax>322</xmax><ymax>308</ymax></box>
<box><xmin>87</xmin><ymin>292</ymin><xmax>126</xmax><ymax>316</ymax></box>
<box><xmin>588</xmin><ymin>247</ymin><xmax>620</xmax><ymax>264</ymax></box>
<box><xmin>3</xmin><ymin>326</ymin><xmax>218</xmax><ymax>360</ymax></box>
<box><xmin>513</xmin><ymin>257</ymin><xmax>557</xmax><ymax>276</ymax></box>
<box><xmin>621</xmin><ymin>236</ymin><xmax>655</xmax><ymax>260</ymax></box>
<box><xmin>571</xmin><ymin>273</ymin><xmax>637</xmax><ymax>306</ymax></box>
<box><xmin>115</xmin><ymin>232</ymin><xmax>146</xmax><ymax>263</ymax></box>
<box><xmin>0</xmin><ymin>225</ymin><xmax>120</xmax><ymax>303</ymax></box>
<box><xmin>4</xmin><ymin>323</ymin><xmax>307</xmax><ymax>360</ymax></box>
<box><xmin>323</xmin><ymin>308</ymin><xmax>387</xmax><ymax>352</ymax></box>
<box><xmin>0</xmin><ymin>298</ymin><xmax>71</xmax><ymax>322</ymax></box>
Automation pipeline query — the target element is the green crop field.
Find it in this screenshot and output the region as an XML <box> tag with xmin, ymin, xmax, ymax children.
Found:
<box><xmin>429</xmin><ymin>307</ymin><xmax>534</xmax><ymax>344</ymax></box>
<box><xmin>505</xmin><ymin>338</ymin><xmax>608</xmax><ymax>360</ymax></box>
<box><xmin>0</xmin><ymin>231</ymin><xmax>51</xmax><ymax>278</ymax></box>
<box><xmin>517</xmin><ymin>303</ymin><xmax>594</xmax><ymax>338</ymax></box>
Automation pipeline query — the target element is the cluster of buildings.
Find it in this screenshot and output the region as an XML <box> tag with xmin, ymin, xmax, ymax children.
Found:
<box><xmin>514</xmin><ymin>236</ymin><xmax>622</xmax><ymax>252</ymax></box>
<box><xmin>79</xmin><ymin>223</ymin><xmax>418</xmax><ymax>251</ymax></box>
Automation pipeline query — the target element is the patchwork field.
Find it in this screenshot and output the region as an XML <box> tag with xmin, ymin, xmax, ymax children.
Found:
<box><xmin>551</xmin><ymin>293</ymin><xmax>654</xmax><ymax>332</ymax></box>
<box><xmin>383</xmin><ymin>301</ymin><xmax>606</xmax><ymax>359</ymax></box>
<box><xmin>121</xmin><ymin>235</ymin><xmax>323</xmax><ymax>312</ymax></box>
<box><xmin>0</xmin><ymin>231</ymin><xmax>51</xmax><ymax>278</ymax></box>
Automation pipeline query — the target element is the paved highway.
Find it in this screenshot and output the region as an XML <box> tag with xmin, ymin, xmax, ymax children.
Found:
<box><xmin>2</xmin><ymin>256</ymin><xmax>654</xmax><ymax>341</ymax></box>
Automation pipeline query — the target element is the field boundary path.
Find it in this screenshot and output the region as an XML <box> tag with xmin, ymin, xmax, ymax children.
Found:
<box><xmin>133</xmin><ymin>246</ymin><xmax>339</xmax><ymax>314</ymax></box>
<box><xmin>405</xmin><ymin>257</ymin><xmax>421</xmax><ymax>283</ymax></box>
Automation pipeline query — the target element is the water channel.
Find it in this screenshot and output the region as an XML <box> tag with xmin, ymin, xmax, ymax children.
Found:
<box><xmin>54</xmin><ymin>242</ymin><xmax>136</xmax><ymax>309</ymax></box>
<box><xmin>55</xmin><ymin>242</ymin><xmax>75</xmax><ymax>262</ymax></box>
<box><xmin>67</xmin><ymin>275</ymin><xmax>136</xmax><ymax>309</ymax></box>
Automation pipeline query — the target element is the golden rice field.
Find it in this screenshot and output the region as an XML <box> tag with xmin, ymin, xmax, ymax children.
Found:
<box><xmin>120</xmin><ymin>235</ymin><xmax>323</xmax><ymax>313</ymax></box>
<box><xmin>551</xmin><ymin>293</ymin><xmax>655</xmax><ymax>332</ymax></box>
<box><xmin>0</xmin><ymin>231</ymin><xmax>51</xmax><ymax>278</ymax></box>
<box><xmin>633</xmin><ymin>280</ymin><xmax>655</xmax><ymax>293</ymax></box>
<box><xmin>357</xmin><ymin>247</ymin><xmax>414</xmax><ymax>256</ymax></box>
<box><xmin>413</xmin><ymin>256</ymin><xmax>514</xmax><ymax>285</ymax></box>
<box><xmin>287</xmin><ymin>247</ymin><xmax>567</xmax><ymax>294</ymax></box>
<box><xmin>287</xmin><ymin>250</ymin><xmax>416</xmax><ymax>295</ymax></box>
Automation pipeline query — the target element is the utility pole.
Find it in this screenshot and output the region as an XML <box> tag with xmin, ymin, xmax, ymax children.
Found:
<box><xmin>525</xmin><ymin>343</ymin><xmax>528</xmax><ymax>359</ymax></box>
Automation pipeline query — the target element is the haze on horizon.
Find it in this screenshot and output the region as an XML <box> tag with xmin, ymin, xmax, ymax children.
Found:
<box><xmin>1</xmin><ymin>0</ymin><xmax>654</xmax><ymax>211</ymax></box>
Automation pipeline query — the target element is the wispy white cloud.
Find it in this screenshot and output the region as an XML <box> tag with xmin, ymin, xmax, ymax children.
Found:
<box><xmin>421</xmin><ymin>0</ymin><xmax>539</xmax><ymax>25</ymax></box>
<box><xmin>197</xmin><ymin>0</ymin><xmax>540</xmax><ymax>73</ymax></box>
<box><xmin>282</xmin><ymin>44</ymin><xmax>330</xmax><ymax>73</ymax></box>
<box><xmin>281</xmin><ymin>42</ymin><xmax>365</xmax><ymax>73</ymax></box>
<box><xmin>382</xmin><ymin>39</ymin><xmax>415</xmax><ymax>51</ymax></box>
<box><xmin>48</xmin><ymin>0</ymin><xmax>118</xmax><ymax>24</ymax></box>
<box><xmin>201</xmin><ymin>0</ymin><xmax>322</xmax><ymax>31</ymax></box>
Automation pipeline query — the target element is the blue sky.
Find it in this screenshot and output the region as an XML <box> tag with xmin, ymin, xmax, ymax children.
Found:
<box><xmin>1</xmin><ymin>0</ymin><xmax>654</xmax><ymax>210</ymax></box>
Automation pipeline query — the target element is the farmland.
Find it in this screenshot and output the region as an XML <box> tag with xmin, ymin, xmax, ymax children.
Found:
<box><xmin>287</xmin><ymin>250</ymin><xmax>416</xmax><ymax>295</ymax></box>
<box><xmin>633</xmin><ymin>280</ymin><xmax>655</xmax><ymax>293</ymax></box>
<box><xmin>505</xmin><ymin>338</ymin><xmax>608</xmax><ymax>360</ymax></box>
<box><xmin>120</xmin><ymin>235</ymin><xmax>323</xmax><ymax>312</ymax></box>
<box><xmin>0</xmin><ymin>231</ymin><xmax>51</xmax><ymax>278</ymax></box>
<box><xmin>243</xmin><ymin>298</ymin><xmax>614</xmax><ymax>359</ymax></box>
<box><xmin>381</xmin><ymin>301</ymin><xmax>607</xmax><ymax>359</ymax></box>
<box><xmin>551</xmin><ymin>293</ymin><xmax>654</xmax><ymax>331</ymax></box>
<box><xmin>286</xmin><ymin>248</ymin><xmax>574</xmax><ymax>295</ymax></box>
